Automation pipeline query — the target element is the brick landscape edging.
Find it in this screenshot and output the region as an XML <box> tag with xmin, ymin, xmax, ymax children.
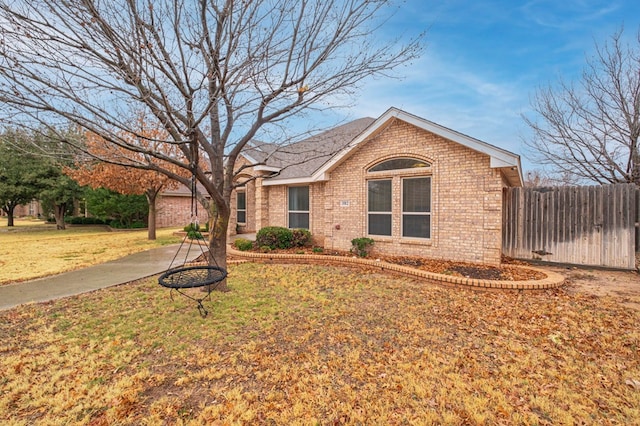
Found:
<box><xmin>227</xmin><ymin>246</ymin><xmax>565</xmax><ymax>290</ymax></box>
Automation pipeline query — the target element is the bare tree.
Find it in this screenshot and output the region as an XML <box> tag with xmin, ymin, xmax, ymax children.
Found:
<box><xmin>523</xmin><ymin>169</ymin><xmax>579</xmax><ymax>187</ymax></box>
<box><xmin>0</xmin><ymin>0</ymin><xmax>422</xmax><ymax>286</ymax></box>
<box><xmin>523</xmin><ymin>27</ymin><xmax>640</xmax><ymax>185</ymax></box>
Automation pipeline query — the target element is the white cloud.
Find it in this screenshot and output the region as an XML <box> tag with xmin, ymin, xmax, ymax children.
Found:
<box><xmin>340</xmin><ymin>49</ymin><xmax>529</xmax><ymax>155</ymax></box>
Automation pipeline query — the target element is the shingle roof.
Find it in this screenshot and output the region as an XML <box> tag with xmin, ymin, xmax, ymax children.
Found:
<box><xmin>242</xmin><ymin>117</ymin><xmax>375</xmax><ymax>180</ymax></box>
<box><xmin>241</xmin><ymin>107</ymin><xmax>522</xmax><ymax>187</ymax></box>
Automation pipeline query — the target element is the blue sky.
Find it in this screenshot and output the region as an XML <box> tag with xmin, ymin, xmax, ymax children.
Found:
<box><xmin>334</xmin><ymin>0</ymin><xmax>640</xmax><ymax>173</ymax></box>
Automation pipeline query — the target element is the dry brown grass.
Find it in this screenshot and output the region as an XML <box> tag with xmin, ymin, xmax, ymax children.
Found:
<box><xmin>1</xmin><ymin>262</ymin><xmax>639</xmax><ymax>425</ymax></box>
<box><xmin>0</xmin><ymin>218</ymin><xmax>181</xmax><ymax>285</ymax></box>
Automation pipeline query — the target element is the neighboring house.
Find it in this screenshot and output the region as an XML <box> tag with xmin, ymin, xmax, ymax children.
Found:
<box><xmin>12</xmin><ymin>200</ymin><xmax>44</xmax><ymax>218</ymax></box>
<box><xmin>158</xmin><ymin>107</ymin><xmax>523</xmax><ymax>266</ymax></box>
<box><xmin>156</xmin><ymin>184</ymin><xmax>201</xmax><ymax>229</ymax></box>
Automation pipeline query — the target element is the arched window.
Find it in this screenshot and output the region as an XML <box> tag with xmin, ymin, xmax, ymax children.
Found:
<box><xmin>366</xmin><ymin>157</ymin><xmax>431</xmax><ymax>239</ymax></box>
<box><xmin>368</xmin><ymin>157</ymin><xmax>430</xmax><ymax>172</ymax></box>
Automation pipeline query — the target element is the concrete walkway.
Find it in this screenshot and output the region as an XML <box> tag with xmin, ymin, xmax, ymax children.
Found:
<box><xmin>0</xmin><ymin>244</ymin><xmax>202</xmax><ymax>311</ymax></box>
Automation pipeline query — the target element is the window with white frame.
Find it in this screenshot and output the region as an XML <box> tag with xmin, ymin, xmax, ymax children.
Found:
<box><xmin>288</xmin><ymin>186</ymin><xmax>309</xmax><ymax>229</ymax></box>
<box><xmin>367</xmin><ymin>157</ymin><xmax>431</xmax><ymax>239</ymax></box>
<box><xmin>367</xmin><ymin>179</ymin><xmax>392</xmax><ymax>236</ymax></box>
<box><xmin>236</xmin><ymin>190</ymin><xmax>246</xmax><ymax>224</ymax></box>
<box><xmin>402</xmin><ymin>177</ymin><xmax>431</xmax><ymax>238</ymax></box>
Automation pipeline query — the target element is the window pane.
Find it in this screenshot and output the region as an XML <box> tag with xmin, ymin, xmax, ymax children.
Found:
<box><xmin>288</xmin><ymin>186</ymin><xmax>309</xmax><ymax>211</ymax></box>
<box><xmin>289</xmin><ymin>212</ymin><xmax>309</xmax><ymax>229</ymax></box>
<box><xmin>237</xmin><ymin>192</ymin><xmax>246</xmax><ymax>210</ymax></box>
<box><xmin>369</xmin><ymin>158</ymin><xmax>430</xmax><ymax>172</ymax></box>
<box><xmin>403</xmin><ymin>177</ymin><xmax>431</xmax><ymax>212</ymax></box>
<box><xmin>403</xmin><ymin>215</ymin><xmax>430</xmax><ymax>238</ymax></box>
<box><xmin>368</xmin><ymin>180</ymin><xmax>391</xmax><ymax>212</ymax></box>
<box><xmin>237</xmin><ymin>210</ymin><xmax>246</xmax><ymax>223</ymax></box>
<box><xmin>369</xmin><ymin>214</ymin><xmax>392</xmax><ymax>236</ymax></box>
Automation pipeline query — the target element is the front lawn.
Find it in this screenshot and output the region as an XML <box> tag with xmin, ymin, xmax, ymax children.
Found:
<box><xmin>1</xmin><ymin>263</ymin><xmax>638</xmax><ymax>424</ymax></box>
<box><xmin>0</xmin><ymin>223</ymin><xmax>182</xmax><ymax>285</ymax></box>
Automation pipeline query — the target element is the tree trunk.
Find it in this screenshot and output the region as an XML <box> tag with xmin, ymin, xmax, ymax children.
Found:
<box><xmin>207</xmin><ymin>210</ymin><xmax>229</xmax><ymax>292</ymax></box>
<box><xmin>146</xmin><ymin>190</ymin><xmax>157</xmax><ymax>240</ymax></box>
<box><xmin>3</xmin><ymin>204</ymin><xmax>16</xmax><ymax>226</ymax></box>
<box><xmin>54</xmin><ymin>204</ymin><xmax>66</xmax><ymax>230</ymax></box>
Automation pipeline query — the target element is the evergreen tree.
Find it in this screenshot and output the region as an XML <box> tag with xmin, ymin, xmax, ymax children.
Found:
<box><xmin>0</xmin><ymin>129</ymin><xmax>54</xmax><ymax>226</ymax></box>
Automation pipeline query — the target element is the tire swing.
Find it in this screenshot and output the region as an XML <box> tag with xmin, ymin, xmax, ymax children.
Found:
<box><xmin>158</xmin><ymin>153</ymin><xmax>227</xmax><ymax>317</ymax></box>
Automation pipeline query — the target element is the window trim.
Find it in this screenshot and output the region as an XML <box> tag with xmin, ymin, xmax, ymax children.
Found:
<box><xmin>236</xmin><ymin>189</ymin><xmax>246</xmax><ymax>224</ymax></box>
<box><xmin>367</xmin><ymin>178</ymin><xmax>393</xmax><ymax>237</ymax></box>
<box><xmin>401</xmin><ymin>176</ymin><xmax>431</xmax><ymax>239</ymax></box>
<box><xmin>365</xmin><ymin>156</ymin><xmax>433</xmax><ymax>241</ymax></box>
<box><xmin>368</xmin><ymin>157</ymin><xmax>431</xmax><ymax>174</ymax></box>
<box><xmin>287</xmin><ymin>185</ymin><xmax>310</xmax><ymax>229</ymax></box>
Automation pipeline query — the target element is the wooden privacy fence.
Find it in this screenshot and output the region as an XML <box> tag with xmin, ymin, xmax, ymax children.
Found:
<box><xmin>503</xmin><ymin>184</ymin><xmax>638</xmax><ymax>270</ymax></box>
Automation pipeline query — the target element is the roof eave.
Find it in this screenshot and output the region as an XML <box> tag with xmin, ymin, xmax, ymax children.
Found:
<box><xmin>312</xmin><ymin>107</ymin><xmax>523</xmax><ymax>186</ymax></box>
<box><xmin>254</xmin><ymin>165</ymin><xmax>281</xmax><ymax>172</ymax></box>
<box><xmin>262</xmin><ymin>176</ymin><xmax>314</xmax><ymax>186</ymax></box>
<box><xmin>494</xmin><ymin>156</ymin><xmax>523</xmax><ymax>187</ymax></box>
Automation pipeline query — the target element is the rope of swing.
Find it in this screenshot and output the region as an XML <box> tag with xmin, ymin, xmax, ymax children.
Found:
<box><xmin>189</xmin><ymin>140</ymin><xmax>199</xmax><ymax>228</ymax></box>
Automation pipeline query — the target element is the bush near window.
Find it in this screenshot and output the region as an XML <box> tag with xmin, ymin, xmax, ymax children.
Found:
<box><xmin>291</xmin><ymin>228</ymin><xmax>312</xmax><ymax>247</ymax></box>
<box><xmin>256</xmin><ymin>226</ymin><xmax>294</xmax><ymax>249</ymax></box>
<box><xmin>233</xmin><ymin>238</ymin><xmax>254</xmax><ymax>251</ymax></box>
<box><xmin>351</xmin><ymin>237</ymin><xmax>375</xmax><ymax>257</ymax></box>
<box><xmin>256</xmin><ymin>226</ymin><xmax>314</xmax><ymax>250</ymax></box>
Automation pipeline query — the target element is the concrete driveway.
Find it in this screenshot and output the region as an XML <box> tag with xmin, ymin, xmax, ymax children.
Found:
<box><xmin>0</xmin><ymin>244</ymin><xmax>201</xmax><ymax>311</ymax></box>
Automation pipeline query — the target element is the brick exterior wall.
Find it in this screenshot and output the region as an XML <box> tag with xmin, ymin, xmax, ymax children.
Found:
<box><xmin>266</xmin><ymin>186</ymin><xmax>287</xmax><ymax>228</ymax></box>
<box><xmin>12</xmin><ymin>201</ymin><xmax>44</xmax><ymax>218</ymax></box>
<box><xmin>229</xmin><ymin>175</ymin><xmax>256</xmax><ymax>234</ymax></box>
<box><xmin>323</xmin><ymin>119</ymin><xmax>505</xmax><ymax>265</ymax></box>
<box><xmin>156</xmin><ymin>194</ymin><xmax>194</xmax><ymax>229</ymax></box>
<box><xmin>162</xmin><ymin>118</ymin><xmax>510</xmax><ymax>266</ymax></box>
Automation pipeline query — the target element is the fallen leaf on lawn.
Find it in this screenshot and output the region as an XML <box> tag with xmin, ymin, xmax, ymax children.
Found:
<box><xmin>625</xmin><ymin>378</ymin><xmax>640</xmax><ymax>389</ymax></box>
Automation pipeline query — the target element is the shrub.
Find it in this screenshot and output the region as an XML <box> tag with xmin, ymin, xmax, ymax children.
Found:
<box><xmin>183</xmin><ymin>222</ymin><xmax>209</xmax><ymax>232</ymax></box>
<box><xmin>312</xmin><ymin>246</ymin><xmax>324</xmax><ymax>253</ymax></box>
<box><xmin>291</xmin><ymin>228</ymin><xmax>312</xmax><ymax>247</ymax></box>
<box><xmin>53</xmin><ymin>216</ymin><xmax>108</xmax><ymax>225</ymax></box>
<box><xmin>183</xmin><ymin>222</ymin><xmax>208</xmax><ymax>239</ymax></box>
<box><xmin>256</xmin><ymin>226</ymin><xmax>293</xmax><ymax>249</ymax></box>
<box><xmin>351</xmin><ymin>237</ymin><xmax>375</xmax><ymax>257</ymax></box>
<box><xmin>82</xmin><ymin>217</ymin><xmax>103</xmax><ymax>225</ymax></box>
<box><xmin>69</xmin><ymin>216</ymin><xmax>84</xmax><ymax>225</ymax></box>
<box><xmin>109</xmin><ymin>219</ymin><xmax>124</xmax><ymax>229</ymax></box>
<box><xmin>234</xmin><ymin>238</ymin><xmax>253</xmax><ymax>251</ymax></box>
<box><xmin>187</xmin><ymin>229</ymin><xmax>204</xmax><ymax>240</ymax></box>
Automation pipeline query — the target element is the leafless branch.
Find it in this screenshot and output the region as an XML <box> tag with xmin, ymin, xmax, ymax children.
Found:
<box><xmin>0</xmin><ymin>0</ymin><xmax>423</xmax><ymax>260</ymax></box>
<box><xmin>522</xmin><ymin>27</ymin><xmax>640</xmax><ymax>185</ymax></box>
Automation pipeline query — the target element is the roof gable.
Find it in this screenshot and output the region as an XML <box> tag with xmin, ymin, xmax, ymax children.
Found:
<box><xmin>245</xmin><ymin>107</ymin><xmax>523</xmax><ymax>187</ymax></box>
<box><xmin>312</xmin><ymin>107</ymin><xmax>523</xmax><ymax>186</ymax></box>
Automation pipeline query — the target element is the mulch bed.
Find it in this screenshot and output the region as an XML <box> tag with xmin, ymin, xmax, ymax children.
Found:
<box><xmin>231</xmin><ymin>247</ymin><xmax>545</xmax><ymax>281</ymax></box>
